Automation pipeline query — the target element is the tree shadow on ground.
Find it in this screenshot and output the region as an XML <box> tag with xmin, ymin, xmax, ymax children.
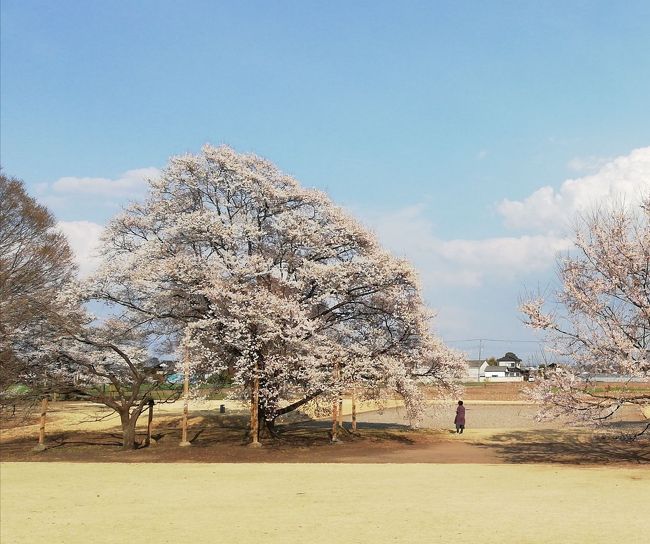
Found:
<box><xmin>0</xmin><ymin>414</ymin><xmax>252</xmax><ymax>456</ymax></box>
<box><xmin>273</xmin><ymin>419</ymin><xmax>415</xmax><ymax>446</ymax></box>
<box><xmin>472</xmin><ymin>428</ymin><xmax>650</xmax><ymax>465</ymax></box>
<box><xmin>0</xmin><ymin>411</ymin><xmax>423</xmax><ymax>461</ymax></box>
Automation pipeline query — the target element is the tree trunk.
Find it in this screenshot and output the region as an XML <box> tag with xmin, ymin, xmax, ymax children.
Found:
<box><xmin>120</xmin><ymin>411</ymin><xmax>139</xmax><ymax>450</ymax></box>
<box><xmin>274</xmin><ymin>390</ymin><xmax>322</xmax><ymax>417</ymax></box>
<box><xmin>263</xmin><ymin>416</ymin><xmax>279</xmax><ymax>439</ymax></box>
<box><xmin>257</xmin><ymin>406</ymin><xmax>277</xmax><ymax>439</ymax></box>
<box><xmin>250</xmin><ymin>362</ymin><xmax>261</xmax><ymax>446</ymax></box>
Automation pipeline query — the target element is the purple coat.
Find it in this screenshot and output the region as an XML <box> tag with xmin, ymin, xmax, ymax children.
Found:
<box><xmin>454</xmin><ymin>405</ymin><xmax>466</xmax><ymax>426</ymax></box>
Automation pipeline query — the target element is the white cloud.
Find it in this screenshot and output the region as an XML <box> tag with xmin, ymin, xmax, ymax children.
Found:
<box><xmin>361</xmin><ymin>146</ymin><xmax>650</xmax><ymax>340</ymax></box>
<box><xmin>437</xmin><ymin>236</ymin><xmax>572</xmax><ymax>279</ymax></box>
<box><xmin>363</xmin><ymin>206</ymin><xmax>571</xmax><ymax>289</ymax></box>
<box><xmin>57</xmin><ymin>221</ymin><xmax>104</xmax><ymax>277</ymax></box>
<box><xmin>498</xmin><ymin>147</ymin><xmax>650</xmax><ymax>233</ymax></box>
<box><xmin>368</xmin><ymin>146</ymin><xmax>650</xmax><ymax>290</ymax></box>
<box><xmin>566</xmin><ymin>155</ymin><xmax>611</xmax><ymax>173</ymax></box>
<box><xmin>52</xmin><ymin>167</ymin><xmax>160</xmax><ymax>198</ymax></box>
<box><xmin>476</xmin><ymin>149</ymin><xmax>488</xmax><ymax>160</ymax></box>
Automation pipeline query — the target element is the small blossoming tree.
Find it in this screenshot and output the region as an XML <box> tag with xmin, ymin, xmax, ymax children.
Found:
<box><xmin>522</xmin><ymin>198</ymin><xmax>650</xmax><ymax>436</ymax></box>
<box><xmin>36</xmin><ymin>290</ymin><xmax>181</xmax><ymax>450</ymax></box>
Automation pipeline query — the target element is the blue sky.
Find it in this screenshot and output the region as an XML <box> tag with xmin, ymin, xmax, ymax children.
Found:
<box><xmin>2</xmin><ymin>1</ymin><xmax>650</xmax><ymax>361</ymax></box>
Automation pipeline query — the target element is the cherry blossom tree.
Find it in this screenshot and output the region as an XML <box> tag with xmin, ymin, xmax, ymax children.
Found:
<box><xmin>89</xmin><ymin>145</ymin><xmax>465</xmax><ymax>442</ymax></box>
<box><xmin>522</xmin><ymin>198</ymin><xmax>650</xmax><ymax>436</ymax></box>
<box><xmin>1</xmin><ymin>174</ymin><xmax>177</xmax><ymax>449</ymax></box>
<box><xmin>38</xmin><ymin>291</ymin><xmax>181</xmax><ymax>450</ymax></box>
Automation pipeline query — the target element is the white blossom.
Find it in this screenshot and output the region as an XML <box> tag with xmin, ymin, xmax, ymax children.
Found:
<box><xmin>522</xmin><ymin>197</ymin><xmax>650</xmax><ymax>434</ymax></box>
<box><xmin>88</xmin><ymin>145</ymin><xmax>465</xmax><ymax>435</ymax></box>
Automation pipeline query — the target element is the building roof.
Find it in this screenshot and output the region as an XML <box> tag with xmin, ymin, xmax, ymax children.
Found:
<box><xmin>498</xmin><ymin>352</ymin><xmax>522</xmax><ymax>363</ymax></box>
<box><xmin>485</xmin><ymin>366</ymin><xmax>507</xmax><ymax>373</ymax></box>
<box><xmin>467</xmin><ymin>360</ymin><xmax>487</xmax><ymax>368</ymax></box>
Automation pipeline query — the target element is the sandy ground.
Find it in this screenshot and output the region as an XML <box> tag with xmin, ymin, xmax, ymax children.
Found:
<box><xmin>0</xmin><ymin>397</ymin><xmax>408</xmax><ymax>439</ymax></box>
<box><xmin>1</xmin><ymin>400</ymin><xmax>647</xmax><ymax>465</ymax></box>
<box><xmin>1</xmin><ymin>462</ymin><xmax>649</xmax><ymax>544</ymax></box>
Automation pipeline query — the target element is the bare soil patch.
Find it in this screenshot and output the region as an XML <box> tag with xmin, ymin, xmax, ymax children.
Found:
<box><xmin>458</xmin><ymin>381</ymin><xmax>531</xmax><ymax>401</ymax></box>
<box><xmin>1</xmin><ymin>399</ymin><xmax>647</xmax><ymax>465</ymax></box>
<box><xmin>2</xmin><ymin>381</ymin><xmax>647</xmax><ymax>465</ymax></box>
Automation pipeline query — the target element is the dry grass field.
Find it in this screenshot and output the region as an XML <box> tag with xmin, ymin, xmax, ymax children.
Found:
<box><xmin>1</xmin><ymin>384</ymin><xmax>648</xmax><ymax>543</ymax></box>
<box><xmin>2</xmin><ymin>462</ymin><xmax>649</xmax><ymax>544</ymax></box>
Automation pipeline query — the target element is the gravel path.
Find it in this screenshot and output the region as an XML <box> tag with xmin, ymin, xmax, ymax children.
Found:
<box><xmin>347</xmin><ymin>402</ymin><xmax>644</xmax><ymax>430</ymax></box>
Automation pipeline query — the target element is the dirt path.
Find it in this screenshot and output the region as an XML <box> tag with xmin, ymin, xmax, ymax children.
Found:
<box><xmin>1</xmin><ymin>424</ymin><xmax>647</xmax><ymax>466</ymax></box>
<box><xmin>1</xmin><ymin>402</ymin><xmax>647</xmax><ymax>465</ymax></box>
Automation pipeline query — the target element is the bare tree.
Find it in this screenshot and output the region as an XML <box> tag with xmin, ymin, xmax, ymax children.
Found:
<box><xmin>522</xmin><ymin>197</ymin><xmax>650</xmax><ymax>436</ymax></box>
<box><xmin>0</xmin><ymin>173</ymin><xmax>76</xmax><ymax>404</ymax></box>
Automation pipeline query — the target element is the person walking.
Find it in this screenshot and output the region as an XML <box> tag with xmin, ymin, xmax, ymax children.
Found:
<box><xmin>454</xmin><ymin>400</ymin><xmax>466</xmax><ymax>434</ymax></box>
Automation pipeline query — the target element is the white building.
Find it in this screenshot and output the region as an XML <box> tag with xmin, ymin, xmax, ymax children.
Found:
<box><xmin>464</xmin><ymin>352</ymin><xmax>529</xmax><ymax>382</ymax></box>
<box><xmin>466</xmin><ymin>360</ymin><xmax>488</xmax><ymax>381</ymax></box>
<box><xmin>483</xmin><ymin>365</ymin><xmax>524</xmax><ymax>382</ymax></box>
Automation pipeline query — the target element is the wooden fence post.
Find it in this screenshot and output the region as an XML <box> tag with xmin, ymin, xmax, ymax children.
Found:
<box><xmin>351</xmin><ymin>387</ymin><xmax>357</xmax><ymax>432</ymax></box>
<box><xmin>179</xmin><ymin>348</ymin><xmax>191</xmax><ymax>447</ymax></box>
<box><xmin>33</xmin><ymin>397</ymin><xmax>48</xmax><ymax>451</ymax></box>
<box><xmin>145</xmin><ymin>398</ymin><xmax>154</xmax><ymax>447</ymax></box>
<box><xmin>331</xmin><ymin>360</ymin><xmax>340</xmax><ymax>443</ymax></box>
<box><xmin>249</xmin><ymin>359</ymin><xmax>261</xmax><ymax>447</ymax></box>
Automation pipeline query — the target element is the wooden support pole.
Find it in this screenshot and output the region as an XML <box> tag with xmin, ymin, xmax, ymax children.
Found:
<box><xmin>179</xmin><ymin>348</ymin><xmax>191</xmax><ymax>447</ymax></box>
<box><xmin>351</xmin><ymin>387</ymin><xmax>357</xmax><ymax>432</ymax></box>
<box><xmin>145</xmin><ymin>398</ymin><xmax>154</xmax><ymax>447</ymax></box>
<box><xmin>33</xmin><ymin>397</ymin><xmax>48</xmax><ymax>451</ymax></box>
<box><xmin>331</xmin><ymin>398</ymin><xmax>339</xmax><ymax>442</ymax></box>
<box><xmin>249</xmin><ymin>359</ymin><xmax>261</xmax><ymax>447</ymax></box>
<box><xmin>331</xmin><ymin>360</ymin><xmax>340</xmax><ymax>443</ymax></box>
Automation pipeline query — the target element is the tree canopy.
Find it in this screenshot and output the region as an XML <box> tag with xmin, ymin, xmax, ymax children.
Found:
<box><xmin>84</xmin><ymin>145</ymin><xmax>464</xmax><ymax>440</ymax></box>
<box><xmin>522</xmin><ymin>197</ymin><xmax>650</xmax><ymax>435</ymax></box>
<box><xmin>0</xmin><ymin>173</ymin><xmax>76</xmax><ymax>400</ymax></box>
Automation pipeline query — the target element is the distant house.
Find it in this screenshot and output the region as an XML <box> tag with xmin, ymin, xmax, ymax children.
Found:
<box><xmin>483</xmin><ymin>365</ymin><xmax>525</xmax><ymax>382</ymax></box>
<box><xmin>497</xmin><ymin>352</ymin><xmax>522</xmax><ymax>368</ymax></box>
<box><xmin>484</xmin><ymin>365</ymin><xmax>507</xmax><ymax>379</ymax></box>
<box><xmin>481</xmin><ymin>353</ymin><xmax>527</xmax><ymax>381</ymax></box>
<box><xmin>466</xmin><ymin>360</ymin><xmax>488</xmax><ymax>381</ymax></box>
<box><xmin>464</xmin><ymin>352</ymin><xmax>529</xmax><ymax>382</ymax></box>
